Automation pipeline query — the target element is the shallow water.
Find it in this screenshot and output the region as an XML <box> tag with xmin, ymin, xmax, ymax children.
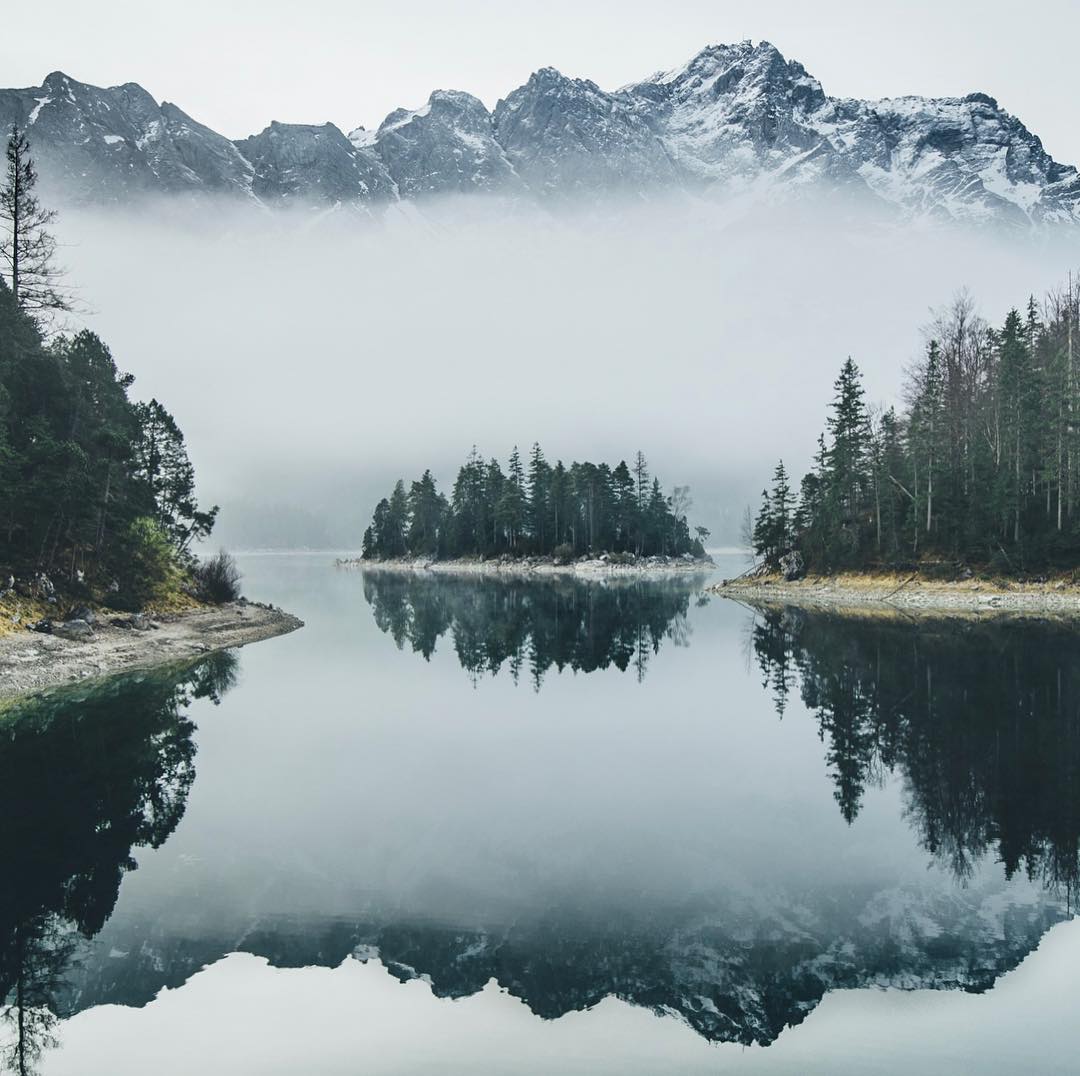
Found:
<box><xmin>2</xmin><ymin>552</ymin><xmax>1079</xmax><ymax>1074</ymax></box>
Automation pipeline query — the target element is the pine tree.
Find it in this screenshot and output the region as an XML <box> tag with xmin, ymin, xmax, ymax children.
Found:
<box><xmin>611</xmin><ymin>460</ymin><xmax>636</xmax><ymax>552</ymax></box>
<box><xmin>769</xmin><ymin>461</ymin><xmax>793</xmax><ymax>555</ymax></box>
<box><xmin>752</xmin><ymin>489</ymin><xmax>773</xmax><ymax>564</ymax></box>
<box><xmin>632</xmin><ymin>451</ymin><xmax>650</xmax><ymax>554</ymax></box>
<box><xmin>0</xmin><ymin>126</ymin><xmax>70</xmax><ymax>318</ymax></box>
<box><xmin>131</xmin><ymin>400</ymin><xmax>217</xmax><ymax>554</ymax></box>
<box><xmin>527</xmin><ymin>443</ymin><xmax>549</xmax><ymax>552</ymax></box>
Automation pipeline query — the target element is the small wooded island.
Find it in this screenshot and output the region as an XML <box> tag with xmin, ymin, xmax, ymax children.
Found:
<box><xmin>0</xmin><ymin>127</ymin><xmax>300</xmax><ymax>699</ymax></box>
<box><xmin>354</xmin><ymin>446</ymin><xmax>713</xmax><ymax>573</ymax></box>
<box><xmin>726</xmin><ymin>277</ymin><xmax>1080</xmax><ymax>616</ymax></box>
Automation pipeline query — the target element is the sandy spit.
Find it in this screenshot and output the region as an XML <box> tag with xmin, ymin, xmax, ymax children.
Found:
<box><xmin>0</xmin><ymin>601</ymin><xmax>303</xmax><ymax>702</ymax></box>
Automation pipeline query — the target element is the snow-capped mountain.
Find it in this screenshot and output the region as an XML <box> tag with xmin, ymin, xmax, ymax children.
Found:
<box><xmin>493</xmin><ymin>67</ymin><xmax>678</xmax><ymax>197</ymax></box>
<box><xmin>367</xmin><ymin>89</ymin><xmax>519</xmax><ymax>198</ymax></box>
<box><xmin>0</xmin><ymin>70</ymin><xmax>255</xmax><ymax>202</ymax></box>
<box><xmin>235</xmin><ymin>121</ymin><xmax>395</xmax><ymax>206</ymax></box>
<box><xmin>1</xmin><ymin>40</ymin><xmax>1078</xmax><ymax>227</ymax></box>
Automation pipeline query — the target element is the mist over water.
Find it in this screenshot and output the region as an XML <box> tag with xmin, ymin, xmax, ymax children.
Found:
<box><xmin>52</xmin><ymin>195</ymin><xmax>1077</xmax><ymax>546</ymax></box>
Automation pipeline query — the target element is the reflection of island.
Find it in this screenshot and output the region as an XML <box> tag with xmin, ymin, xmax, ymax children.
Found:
<box><xmin>0</xmin><ymin>655</ymin><xmax>236</xmax><ymax>1074</ymax></box>
<box><xmin>361</xmin><ymin>571</ymin><xmax>707</xmax><ymax>685</ymax></box>
<box><xmin>750</xmin><ymin>608</ymin><xmax>1080</xmax><ymax>894</ymax></box>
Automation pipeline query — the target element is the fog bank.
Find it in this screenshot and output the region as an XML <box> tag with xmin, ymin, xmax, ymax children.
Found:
<box><xmin>54</xmin><ymin>197</ymin><xmax>1077</xmax><ymax>546</ymax></box>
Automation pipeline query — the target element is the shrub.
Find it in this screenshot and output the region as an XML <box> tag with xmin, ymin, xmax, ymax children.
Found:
<box><xmin>112</xmin><ymin>517</ymin><xmax>182</xmax><ymax>609</ymax></box>
<box><xmin>552</xmin><ymin>543</ymin><xmax>575</xmax><ymax>565</ymax></box>
<box><xmin>194</xmin><ymin>551</ymin><xmax>242</xmax><ymax>604</ymax></box>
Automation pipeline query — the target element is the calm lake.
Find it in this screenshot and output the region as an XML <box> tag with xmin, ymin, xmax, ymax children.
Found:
<box><xmin>3</xmin><ymin>552</ymin><xmax>1080</xmax><ymax>1075</ymax></box>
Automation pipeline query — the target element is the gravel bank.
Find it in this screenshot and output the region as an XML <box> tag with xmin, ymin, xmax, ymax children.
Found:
<box><xmin>0</xmin><ymin>601</ymin><xmax>303</xmax><ymax>701</ymax></box>
<box><xmin>710</xmin><ymin>573</ymin><xmax>1080</xmax><ymax>619</ymax></box>
<box><xmin>341</xmin><ymin>556</ymin><xmax>715</xmax><ymax>579</ymax></box>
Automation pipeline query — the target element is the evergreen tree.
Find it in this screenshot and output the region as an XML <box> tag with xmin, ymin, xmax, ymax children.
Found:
<box><xmin>361</xmin><ymin>447</ymin><xmax>707</xmax><ymax>562</ymax></box>
<box><xmin>770</xmin><ymin>278</ymin><xmax>1080</xmax><ymax>575</ymax></box>
<box><xmin>407</xmin><ymin>470</ymin><xmax>445</xmax><ymax>555</ymax></box>
<box><xmin>527</xmin><ymin>443</ymin><xmax>550</xmax><ymax>551</ymax></box>
<box><xmin>131</xmin><ymin>400</ymin><xmax>217</xmax><ymax>554</ymax></box>
<box><xmin>0</xmin><ymin>127</ymin><xmax>69</xmax><ymax>317</ymax></box>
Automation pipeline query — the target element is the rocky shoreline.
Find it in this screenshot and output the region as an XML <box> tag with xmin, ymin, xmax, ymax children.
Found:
<box><xmin>339</xmin><ymin>554</ymin><xmax>716</xmax><ymax>579</ymax></box>
<box><xmin>0</xmin><ymin>601</ymin><xmax>303</xmax><ymax>702</ymax></box>
<box><xmin>712</xmin><ymin>572</ymin><xmax>1080</xmax><ymax>619</ymax></box>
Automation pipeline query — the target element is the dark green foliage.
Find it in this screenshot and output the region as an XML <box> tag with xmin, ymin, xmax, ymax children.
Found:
<box><xmin>193</xmin><ymin>550</ymin><xmax>242</xmax><ymax>604</ymax></box>
<box><xmin>110</xmin><ymin>517</ymin><xmax>181</xmax><ymax>610</ymax></box>
<box><xmin>756</xmin><ymin>282</ymin><xmax>1080</xmax><ymax>572</ymax></box>
<box><xmin>752</xmin><ymin>462</ymin><xmax>794</xmax><ymax>567</ymax></box>
<box><xmin>362</xmin><ymin>446</ymin><xmax>707</xmax><ymax>561</ymax></box>
<box><xmin>0</xmin><ymin>132</ymin><xmax>217</xmax><ymax>601</ymax></box>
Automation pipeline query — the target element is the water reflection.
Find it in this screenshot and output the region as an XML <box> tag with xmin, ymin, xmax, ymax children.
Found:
<box><xmin>750</xmin><ymin>607</ymin><xmax>1080</xmax><ymax>895</ymax></box>
<box><xmin>66</xmin><ymin>883</ymin><xmax>1063</xmax><ymax>1049</ymax></box>
<box><xmin>361</xmin><ymin>569</ymin><xmax>708</xmax><ymax>686</ymax></box>
<box><xmin>0</xmin><ymin>655</ymin><xmax>237</xmax><ymax>1074</ymax></box>
<box><xmin>8</xmin><ymin>580</ymin><xmax>1080</xmax><ymax>1066</ymax></box>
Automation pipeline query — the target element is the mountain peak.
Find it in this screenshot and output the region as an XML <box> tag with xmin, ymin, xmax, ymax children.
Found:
<box><xmin>2</xmin><ymin>47</ymin><xmax>1076</xmax><ymax>228</ymax></box>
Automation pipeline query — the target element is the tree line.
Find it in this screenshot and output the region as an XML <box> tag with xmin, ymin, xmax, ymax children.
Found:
<box><xmin>753</xmin><ymin>281</ymin><xmax>1080</xmax><ymax>573</ymax></box>
<box><xmin>0</xmin><ymin>126</ymin><xmax>221</xmax><ymax>606</ymax></box>
<box><xmin>362</xmin><ymin>445</ymin><xmax>710</xmax><ymax>561</ymax></box>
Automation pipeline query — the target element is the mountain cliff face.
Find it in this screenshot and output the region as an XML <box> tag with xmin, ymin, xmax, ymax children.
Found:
<box><xmin>367</xmin><ymin>89</ymin><xmax>519</xmax><ymax>198</ymax></box>
<box><xmin>0</xmin><ymin>70</ymin><xmax>255</xmax><ymax>202</ymax></box>
<box><xmin>492</xmin><ymin>68</ymin><xmax>678</xmax><ymax>198</ymax></box>
<box><xmin>2</xmin><ymin>41</ymin><xmax>1077</xmax><ymax>226</ymax></box>
<box><xmin>235</xmin><ymin>121</ymin><xmax>395</xmax><ymax>206</ymax></box>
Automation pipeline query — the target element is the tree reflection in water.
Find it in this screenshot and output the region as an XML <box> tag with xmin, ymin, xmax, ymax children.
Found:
<box><xmin>750</xmin><ymin>607</ymin><xmax>1080</xmax><ymax>897</ymax></box>
<box><xmin>361</xmin><ymin>570</ymin><xmax>708</xmax><ymax>687</ymax></box>
<box><xmin>0</xmin><ymin>653</ymin><xmax>237</xmax><ymax>1074</ymax></box>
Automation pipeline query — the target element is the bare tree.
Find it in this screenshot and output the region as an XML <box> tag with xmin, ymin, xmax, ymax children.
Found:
<box><xmin>0</xmin><ymin>125</ymin><xmax>70</xmax><ymax>319</ymax></box>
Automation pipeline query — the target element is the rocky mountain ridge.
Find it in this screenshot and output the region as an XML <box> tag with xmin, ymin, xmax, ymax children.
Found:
<box><xmin>1</xmin><ymin>41</ymin><xmax>1077</xmax><ymax>226</ymax></box>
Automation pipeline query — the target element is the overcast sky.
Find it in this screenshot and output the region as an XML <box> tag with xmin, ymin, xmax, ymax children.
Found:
<box><xmin>3</xmin><ymin>0</ymin><xmax>1079</xmax><ymax>163</ymax></box>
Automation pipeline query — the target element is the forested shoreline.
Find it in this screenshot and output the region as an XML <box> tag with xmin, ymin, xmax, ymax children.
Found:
<box><xmin>1</xmin><ymin>126</ymin><xmax>232</xmax><ymax>614</ymax></box>
<box><xmin>361</xmin><ymin>446</ymin><xmax>710</xmax><ymax>563</ymax></box>
<box><xmin>752</xmin><ymin>280</ymin><xmax>1080</xmax><ymax>576</ymax></box>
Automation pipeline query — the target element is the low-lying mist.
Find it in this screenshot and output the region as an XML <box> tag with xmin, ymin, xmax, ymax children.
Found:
<box><xmin>53</xmin><ymin>195</ymin><xmax>1077</xmax><ymax>548</ymax></box>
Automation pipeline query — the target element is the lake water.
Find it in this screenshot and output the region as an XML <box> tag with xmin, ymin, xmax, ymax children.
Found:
<box><xmin>3</xmin><ymin>552</ymin><xmax>1079</xmax><ymax>1075</ymax></box>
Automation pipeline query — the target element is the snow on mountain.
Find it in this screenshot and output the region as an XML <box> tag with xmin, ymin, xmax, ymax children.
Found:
<box><xmin>0</xmin><ymin>71</ymin><xmax>255</xmax><ymax>202</ymax></box>
<box><xmin>813</xmin><ymin>90</ymin><xmax>1080</xmax><ymax>226</ymax></box>
<box><xmin>234</xmin><ymin>121</ymin><xmax>395</xmax><ymax>206</ymax></box>
<box><xmin>492</xmin><ymin>67</ymin><xmax>678</xmax><ymax>198</ymax></box>
<box><xmin>373</xmin><ymin>89</ymin><xmax>519</xmax><ymax>198</ymax></box>
<box><xmin>2</xmin><ymin>41</ymin><xmax>1078</xmax><ymax>227</ymax></box>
